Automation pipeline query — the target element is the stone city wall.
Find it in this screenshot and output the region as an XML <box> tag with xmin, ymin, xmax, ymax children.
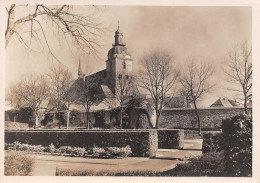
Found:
<box><xmin>159</xmin><ymin>107</ymin><xmax>252</xmax><ymax>129</ymax></box>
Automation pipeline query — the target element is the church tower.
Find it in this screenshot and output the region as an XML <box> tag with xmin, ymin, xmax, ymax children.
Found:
<box><xmin>106</xmin><ymin>24</ymin><xmax>133</xmax><ymax>94</ymax></box>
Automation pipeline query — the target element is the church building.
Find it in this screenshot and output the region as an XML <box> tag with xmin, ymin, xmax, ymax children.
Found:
<box><xmin>68</xmin><ymin>25</ymin><xmax>149</xmax><ymax>129</ymax></box>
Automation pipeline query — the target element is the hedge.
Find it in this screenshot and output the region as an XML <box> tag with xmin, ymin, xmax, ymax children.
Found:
<box><xmin>158</xmin><ymin>129</ymin><xmax>184</xmax><ymax>149</ymax></box>
<box><xmin>5</xmin><ymin>130</ymin><xmax>158</xmax><ymax>157</ymax></box>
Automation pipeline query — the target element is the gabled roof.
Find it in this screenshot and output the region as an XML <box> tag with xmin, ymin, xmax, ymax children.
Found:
<box><xmin>210</xmin><ymin>98</ymin><xmax>238</xmax><ymax>107</ymax></box>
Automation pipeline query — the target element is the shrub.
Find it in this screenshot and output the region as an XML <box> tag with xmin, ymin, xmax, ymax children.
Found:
<box><xmin>222</xmin><ymin>114</ymin><xmax>252</xmax><ymax>177</ymax></box>
<box><xmin>161</xmin><ymin>151</ymin><xmax>225</xmax><ymax>176</ymax></box>
<box><xmin>105</xmin><ymin>145</ymin><xmax>132</xmax><ymax>158</ymax></box>
<box><xmin>202</xmin><ymin>133</ymin><xmax>223</xmax><ymax>154</ymax></box>
<box><xmin>71</xmin><ymin>147</ymin><xmax>86</xmax><ymax>157</ymax></box>
<box><xmin>56</xmin><ymin>168</ymin><xmax>158</xmax><ymax>176</ymax></box>
<box><xmin>58</xmin><ymin>146</ymin><xmax>74</xmax><ymax>154</ymax></box>
<box><xmin>91</xmin><ymin>147</ymin><xmax>107</xmax><ymax>158</ymax></box>
<box><xmin>5</xmin><ymin>151</ymin><xmax>35</xmax><ymax>176</ymax></box>
<box><xmin>45</xmin><ymin>143</ymin><xmax>56</xmax><ymax>154</ymax></box>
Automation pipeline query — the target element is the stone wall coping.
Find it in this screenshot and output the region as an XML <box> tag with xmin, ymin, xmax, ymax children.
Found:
<box><xmin>5</xmin><ymin>129</ymin><xmax>183</xmax><ymax>132</ymax></box>
<box><xmin>162</xmin><ymin>106</ymin><xmax>252</xmax><ymax>111</ymax></box>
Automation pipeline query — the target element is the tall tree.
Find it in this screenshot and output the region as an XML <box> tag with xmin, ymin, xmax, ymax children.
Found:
<box><xmin>138</xmin><ymin>50</ymin><xmax>180</xmax><ymax>129</ymax></box>
<box><xmin>180</xmin><ymin>57</ymin><xmax>215</xmax><ymax>135</ymax></box>
<box><xmin>6</xmin><ymin>75</ymin><xmax>49</xmax><ymax>128</ymax></box>
<box><xmin>224</xmin><ymin>42</ymin><xmax>252</xmax><ymax>114</ymax></box>
<box><xmin>48</xmin><ymin>64</ymin><xmax>74</xmax><ymax>128</ymax></box>
<box><xmin>5</xmin><ymin>5</ymin><xmax>105</xmax><ymax>59</ymax></box>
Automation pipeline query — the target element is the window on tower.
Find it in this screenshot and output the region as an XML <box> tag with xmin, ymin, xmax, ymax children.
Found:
<box><xmin>119</xmin><ymin>74</ymin><xmax>122</xmax><ymax>79</ymax></box>
<box><xmin>123</xmin><ymin>61</ymin><xmax>126</xmax><ymax>69</ymax></box>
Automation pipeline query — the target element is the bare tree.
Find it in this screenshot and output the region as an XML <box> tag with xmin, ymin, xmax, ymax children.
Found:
<box><xmin>74</xmin><ymin>75</ymin><xmax>98</xmax><ymax>129</ymax></box>
<box><xmin>48</xmin><ymin>64</ymin><xmax>74</xmax><ymax>128</ymax></box>
<box><xmin>224</xmin><ymin>42</ymin><xmax>252</xmax><ymax>114</ymax></box>
<box><xmin>180</xmin><ymin>57</ymin><xmax>215</xmax><ymax>135</ymax></box>
<box><xmin>104</xmin><ymin>74</ymin><xmax>135</xmax><ymax>129</ymax></box>
<box><xmin>5</xmin><ymin>5</ymin><xmax>105</xmax><ymax>60</ymax></box>
<box><xmin>138</xmin><ymin>50</ymin><xmax>180</xmax><ymax>129</ymax></box>
<box><xmin>6</xmin><ymin>75</ymin><xmax>49</xmax><ymax>128</ymax></box>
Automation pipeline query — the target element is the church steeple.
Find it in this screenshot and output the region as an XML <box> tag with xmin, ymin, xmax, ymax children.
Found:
<box><xmin>114</xmin><ymin>21</ymin><xmax>125</xmax><ymax>46</ymax></box>
<box><xmin>78</xmin><ymin>58</ymin><xmax>83</xmax><ymax>79</ymax></box>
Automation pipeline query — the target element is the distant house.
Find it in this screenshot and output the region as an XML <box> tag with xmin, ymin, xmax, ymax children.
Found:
<box><xmin>210</xmin><ymin>97</ymin><xmax>239</xmax><ymax>107</ymax></box>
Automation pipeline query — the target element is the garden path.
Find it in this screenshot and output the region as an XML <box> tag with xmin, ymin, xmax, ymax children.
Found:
<box><xmin>29</xmin><ymin>139</ymin><xmax>202</xmax><ymax>176</ymax></box>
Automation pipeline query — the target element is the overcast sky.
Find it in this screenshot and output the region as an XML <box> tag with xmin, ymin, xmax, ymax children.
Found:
<box><xmin>5</xmin><ymin>6</ymin><xmax>251</xmax><ymax>107</ymax></box>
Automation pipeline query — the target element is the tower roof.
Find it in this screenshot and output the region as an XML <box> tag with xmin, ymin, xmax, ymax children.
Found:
<box><xmin>78</xmin><ymin>59</ymin><xmax>83</xmax><ymax>78</ymax></box>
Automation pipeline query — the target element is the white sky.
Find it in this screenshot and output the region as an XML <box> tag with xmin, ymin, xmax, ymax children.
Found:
<box><xmin>5</xmin><ymin>6</ymin><xmax>252</xmax><ymax>107</ymax></box>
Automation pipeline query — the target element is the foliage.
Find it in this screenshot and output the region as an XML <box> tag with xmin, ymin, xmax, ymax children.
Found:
<box><xmin>90</xmin><ymin>146</ymin><xmax>132</xmax><ymax>158</ymax></box>
<box><xmin>202</xmin><ymin>132</ymin><xmax>223</xmax><ymax>154</ymax></box>
<box><xmin>56</xmin><ymin>168</ymin><xmax>158</xmax><ymax>176</ymax></box>
<box><xmin>201</xmin><ymin>114</ymin><xmax>252</xmax><ymax>177</ymax></box>
<box><xmin>222</xmin><ymin>114</ymin><xmax>252</xmax><ymax>177</ymax></box>
<box><xmin>5</xmin><ymin>151</ymin><xmax>35</xmax><ymax>176</ymax></box>
<box><xmin>5</xmin><ymin>141</ymin><xmax>131</xmax><ymax>158</ymax></box>
<box><xmin>162</xmin><ymin>151</ymin><xmax>225</xmax><ymax>176</ymax></box>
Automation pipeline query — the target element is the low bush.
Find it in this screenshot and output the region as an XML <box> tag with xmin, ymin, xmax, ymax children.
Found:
<box><xmin>56</xmin><ymin>168</ymin><xmax>158</xmax><ymax>176</ymax></box>
<box><xmin>161</xmin><ymin>151</ymin><xmax>225</xmax><ymax>177</ymax></box>
<box><xmin>5</xmin><ymin>141</ymin><xmax>132</xmax><ymax>158</ymax></box>
<box><xmin>90</xmin><ymin>146</ymin><xmax>132</xmax><ymax>158</ymax></box>
<box><xmin>5</xmin><ymin>151</ymin><xmax>35</xmax><ymax>176</ymax></box>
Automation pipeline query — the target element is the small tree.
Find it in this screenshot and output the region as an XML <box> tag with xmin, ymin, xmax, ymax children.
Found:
<box><xmin>180</xmin><ymin>57</ymin><xmax>215</xmax><ymax>135</ymax></box>
<box><xmin>75</xmin><ymin>75</ymin><xmax>98</xmax><ymax>129</ymax></box>
<box><xmin>224</xmin><ymin>42</ymin><xmax>252</xmax><ymax>114</ymax></box>
<box><xmin>48</xmin><ymin>64</ymin><xmax>74</xmax><ymax>128</ymax></box>
<box><xmin>138</xmin><ymin>50</ymin><xmax>180</xmax><ymax>129</ymax></box>
<box><xmin>104</xmin><ymin>74</ymin><xmax>135</xmax><ymax>129</ymax></box>
<box><xmin>6</xmin><ymin>75</ymin><xmax>49</xmax><ymax>128</ymax></box>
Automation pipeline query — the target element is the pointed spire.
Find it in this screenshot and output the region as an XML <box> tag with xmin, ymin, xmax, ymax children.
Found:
<box><xmin>78</xmin><ymin>58</ymin><xmax>83</xmax><ymax>79</ymax></box>
<box><xmin>118</xmin><ymin>20</ymin><xmax>120</xmax><ymax>31</ymax></box>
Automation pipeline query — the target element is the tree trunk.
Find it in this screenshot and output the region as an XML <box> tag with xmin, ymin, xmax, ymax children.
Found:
<box><xmin>193</xmin><ymin>101</ymin><xmax>201</xmax><ymax>135</ymax></box>
<box><xmin>155</xmin><ymin>111</ymin><xmax>160</xmax><ymax>129</ymax></box>
<box><xmin>244</xmin><ymin>94</ymin><xmax>248</xmax><ymax>115</ymax></box>
<box><xmin>66</xmin><ymin>110</ymin><xmax>70</xmax><ymax>129</ymax></box>
<box><xmin>86</xmin><ymin>111</ymin><xmax>89</xmax><ymax>129</ymax></box>
<box><xmin>120</xmin><ymin>108</ymin><xmax>123</xmax><ymax>129</ymax></box>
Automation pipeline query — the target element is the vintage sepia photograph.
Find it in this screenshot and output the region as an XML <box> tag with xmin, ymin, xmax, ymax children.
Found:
<box><xmin>3</xmin><ymin>3</ymin><xmax>254</xmax><ymax>179</ymax></box>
